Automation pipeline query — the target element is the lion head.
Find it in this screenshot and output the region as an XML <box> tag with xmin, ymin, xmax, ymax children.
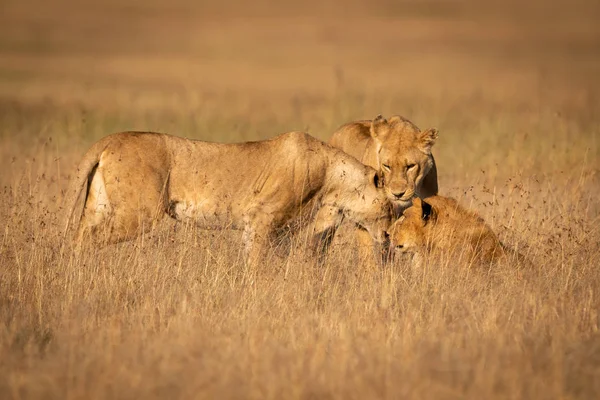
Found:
<box><xmin>388</xmin><ymin>196</ymin><xmax>434</xmax><ymax>254</ymax></box>
<box><xmin>326</xmin><ymin>160</ymin><xmax>393</xmax><ymax>245</ymax></box>
<box><xmin>389</xmin><ymin>196</ymin><xmax>508</xmax><ymax>266</ymax></box>
<box><xmin>346</xmin><ymin>168</ymin><xmax>393</xmax><ymax>244</ymax></box>
<box><xmin>369</xmin><ymin>115</ymin><xmax>438</xmax><ymax>209</ymax></box>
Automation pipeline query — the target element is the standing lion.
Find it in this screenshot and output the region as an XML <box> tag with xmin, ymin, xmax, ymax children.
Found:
<box><xmin>329</xmin><ymin>114</ymin><xmax>439</xmax><ymax>265</ymax></box>
<box><xmin>64</xmin><ymin>131</ymin><xmax>393</xmax><ymax>266</ymax></box>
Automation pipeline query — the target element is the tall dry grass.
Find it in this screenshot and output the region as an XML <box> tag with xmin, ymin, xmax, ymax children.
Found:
<box><xmin>1</xmin><ymin>0</ymin><xmax>599</xmax><ymax>398</ymax></box>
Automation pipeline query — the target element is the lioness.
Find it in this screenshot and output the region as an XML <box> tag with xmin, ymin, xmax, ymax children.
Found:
<box><xmin>329</xmin><ymin>115</ymin><xmax>439</xmax><ymax>265</ymax></box>
<box><xmin>390</xmin><ymin>196</ymin><xmax>520</xmax><ymax>268</ymax></box>
<box><xmin>64</xmin><ymin>131</ymin><xmax>393</xmax><ymax>265</ymax></box>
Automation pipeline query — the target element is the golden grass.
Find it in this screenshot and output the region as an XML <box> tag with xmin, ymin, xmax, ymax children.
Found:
<box><xmin>1</xmin><ymin>0</ymin><xmax>599</xmax><ymax>398</ymax></box>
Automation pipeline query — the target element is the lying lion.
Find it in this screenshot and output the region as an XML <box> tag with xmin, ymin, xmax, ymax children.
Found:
<box><xmin>389</xmin><ymin>195</ymin><xmax>528</xmax><ymax>268</ymax></box>
<box><xmin>64</xmin><ymin>131</ymin><xmax>393</xmax><ymax>265</ymax></box>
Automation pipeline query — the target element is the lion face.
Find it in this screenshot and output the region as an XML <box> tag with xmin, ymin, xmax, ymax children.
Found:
<box><xmin>389</xmin><ymin>195</ymin><xmax>511</xmax><ymax>267</ymax></box>
<box><xmin>370</xmin><ymin>115</ymin><xmax>438</xmax><ymax>209</ymax></box>
<box><xmin>389</xmin><ymin>197</ymin><xmax>435</xmax><ymax>254</ymax></box>
<box><xmin>339</xmin><ymin>168</ymin><xmax>393</xmax><ymax>244</ymax></box>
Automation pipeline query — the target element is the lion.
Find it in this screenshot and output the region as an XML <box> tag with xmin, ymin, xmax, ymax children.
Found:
<box><xmin>389</xmin><ymin>195</ymin><xmax>527</xmax><ymax>268</ymax></box>
<box><xmin>64</xmin><ymin>131</ymin><xmax>393</xmax><ymax>266</ymax></box>
<box><xmin>329</xmin><ymin>114</ymin><xmax>439</xmax><ymax>265</ymax></box>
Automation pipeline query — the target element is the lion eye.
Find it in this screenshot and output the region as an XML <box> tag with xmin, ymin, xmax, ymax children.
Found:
<box><xmin>406</xmin><ymin>164</ymin><xmax>416</xmax><ymax>170</ymax></box>
<box><xmin>382</xmin><ymin>164</ymin><xmax>391</xmax><ymax>171</ymax></box>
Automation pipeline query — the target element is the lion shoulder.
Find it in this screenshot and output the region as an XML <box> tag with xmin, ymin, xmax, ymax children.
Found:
<box><xmin>425</xmin><ymin>196</ymin><xmax>498</xmax><ymax>243</ymax></box>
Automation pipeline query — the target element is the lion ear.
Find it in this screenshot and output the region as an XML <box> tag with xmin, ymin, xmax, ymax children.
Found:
<box><xmin>412</xmin><ymin>197</ymin><xmax>423</xmax><ymax>208</ymax></box>
<box><xmin>370</xmin><ymin>115</ymin><xmax>388</xmax><ymax>139</ymax></box>
<box><xmin>388</xmin><ymin>115</ymin><xmax>402</xmax><ymax>125</ymax></box>
<box><xmin>373</xmin><ymin>171</ymin><xmax>384</xmax><ymax>188</ymax></box>
<box><xmin>421</xmin><ymin>200</ymin><xmax>433</xmax><ymax>222</ymax></box>
<box><xmin>418</xmin><ymin>128</ymin><xmax>438</xmax><ymax>154</ymax></box>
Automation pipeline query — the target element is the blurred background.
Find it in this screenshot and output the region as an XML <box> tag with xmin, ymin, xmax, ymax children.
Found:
<box><xmin>0</xmin><ymin>0</ymin><xmax>598</xmax><ymax>185</ymax></box>
<box><xmin>1</xmin><ymin>3</ymin><xmax>600</xmax><ymax>398</ymax></box>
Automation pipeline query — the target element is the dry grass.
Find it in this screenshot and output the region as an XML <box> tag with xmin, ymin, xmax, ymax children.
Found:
<box><xmin>1</xmin><ymin>0</ymin><xmax>599</xmax><ymax>398</ymax></box>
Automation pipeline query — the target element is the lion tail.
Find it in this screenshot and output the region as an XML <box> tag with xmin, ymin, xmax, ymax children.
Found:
<box><xmin>62</xmin><ymin>136</ymin><xmax>113</xmax><ymax>239</ymax></box>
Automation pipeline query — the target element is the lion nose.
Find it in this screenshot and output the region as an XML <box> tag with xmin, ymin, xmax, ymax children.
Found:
<box><xmin>393</xmin><ymin>191</ymin><xmax>406</xmax><ymax>200</ymax></box>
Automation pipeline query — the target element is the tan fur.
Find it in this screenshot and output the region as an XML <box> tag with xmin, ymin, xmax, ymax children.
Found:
<box><xmin>64</xmin><ymin>131</ymin><xmax>393</xmax><ymax>265</ymax></box>
<box><xmin>390</xmin><ymin>196</ymin><xmax>511</xmax><ymax>268</ymax></box>
<box><xmin>329</xmin><ymin>115</ymin><xmax>439</xmax><ymax>266</ymax></box>
<box><xmin>329</xmin><ymin>115</ymin><xmax>438</xmax><ymax>210</ymax></box>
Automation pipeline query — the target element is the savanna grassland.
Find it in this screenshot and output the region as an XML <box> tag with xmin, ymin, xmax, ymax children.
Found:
<box><xmin>0</xmin><ymin>0</ymin><xmax>599</xmax><ymax>398</ymax></box>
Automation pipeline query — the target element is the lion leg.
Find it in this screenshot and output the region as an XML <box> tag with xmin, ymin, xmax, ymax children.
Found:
<box><xmin>355</xmin><ymin>228</ymin><xmax>386</xmax><ymax>270</ymax></box>
<box><xmin>76</xmin><ymin>155</ymin><xmax>168</xmax><ymax>247</ymax></box>
<box><xmin>242</xmin><ymin>225</ymin><xmax>261</xmax><ymax>267</ymax></box>
<box><xmin>75</xmin><ymin>165</ymin><xmax>115</xmax><ymax>246</ymax></box>
<box><xmin>310</xmin><ymin>205</ymin><xmax>343</xmax><ymax>265</ymax></box>
<box><xmin>241</xmin><ymin>216</ymin><xmax>276</xmax><ymax>268</ymax></box>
